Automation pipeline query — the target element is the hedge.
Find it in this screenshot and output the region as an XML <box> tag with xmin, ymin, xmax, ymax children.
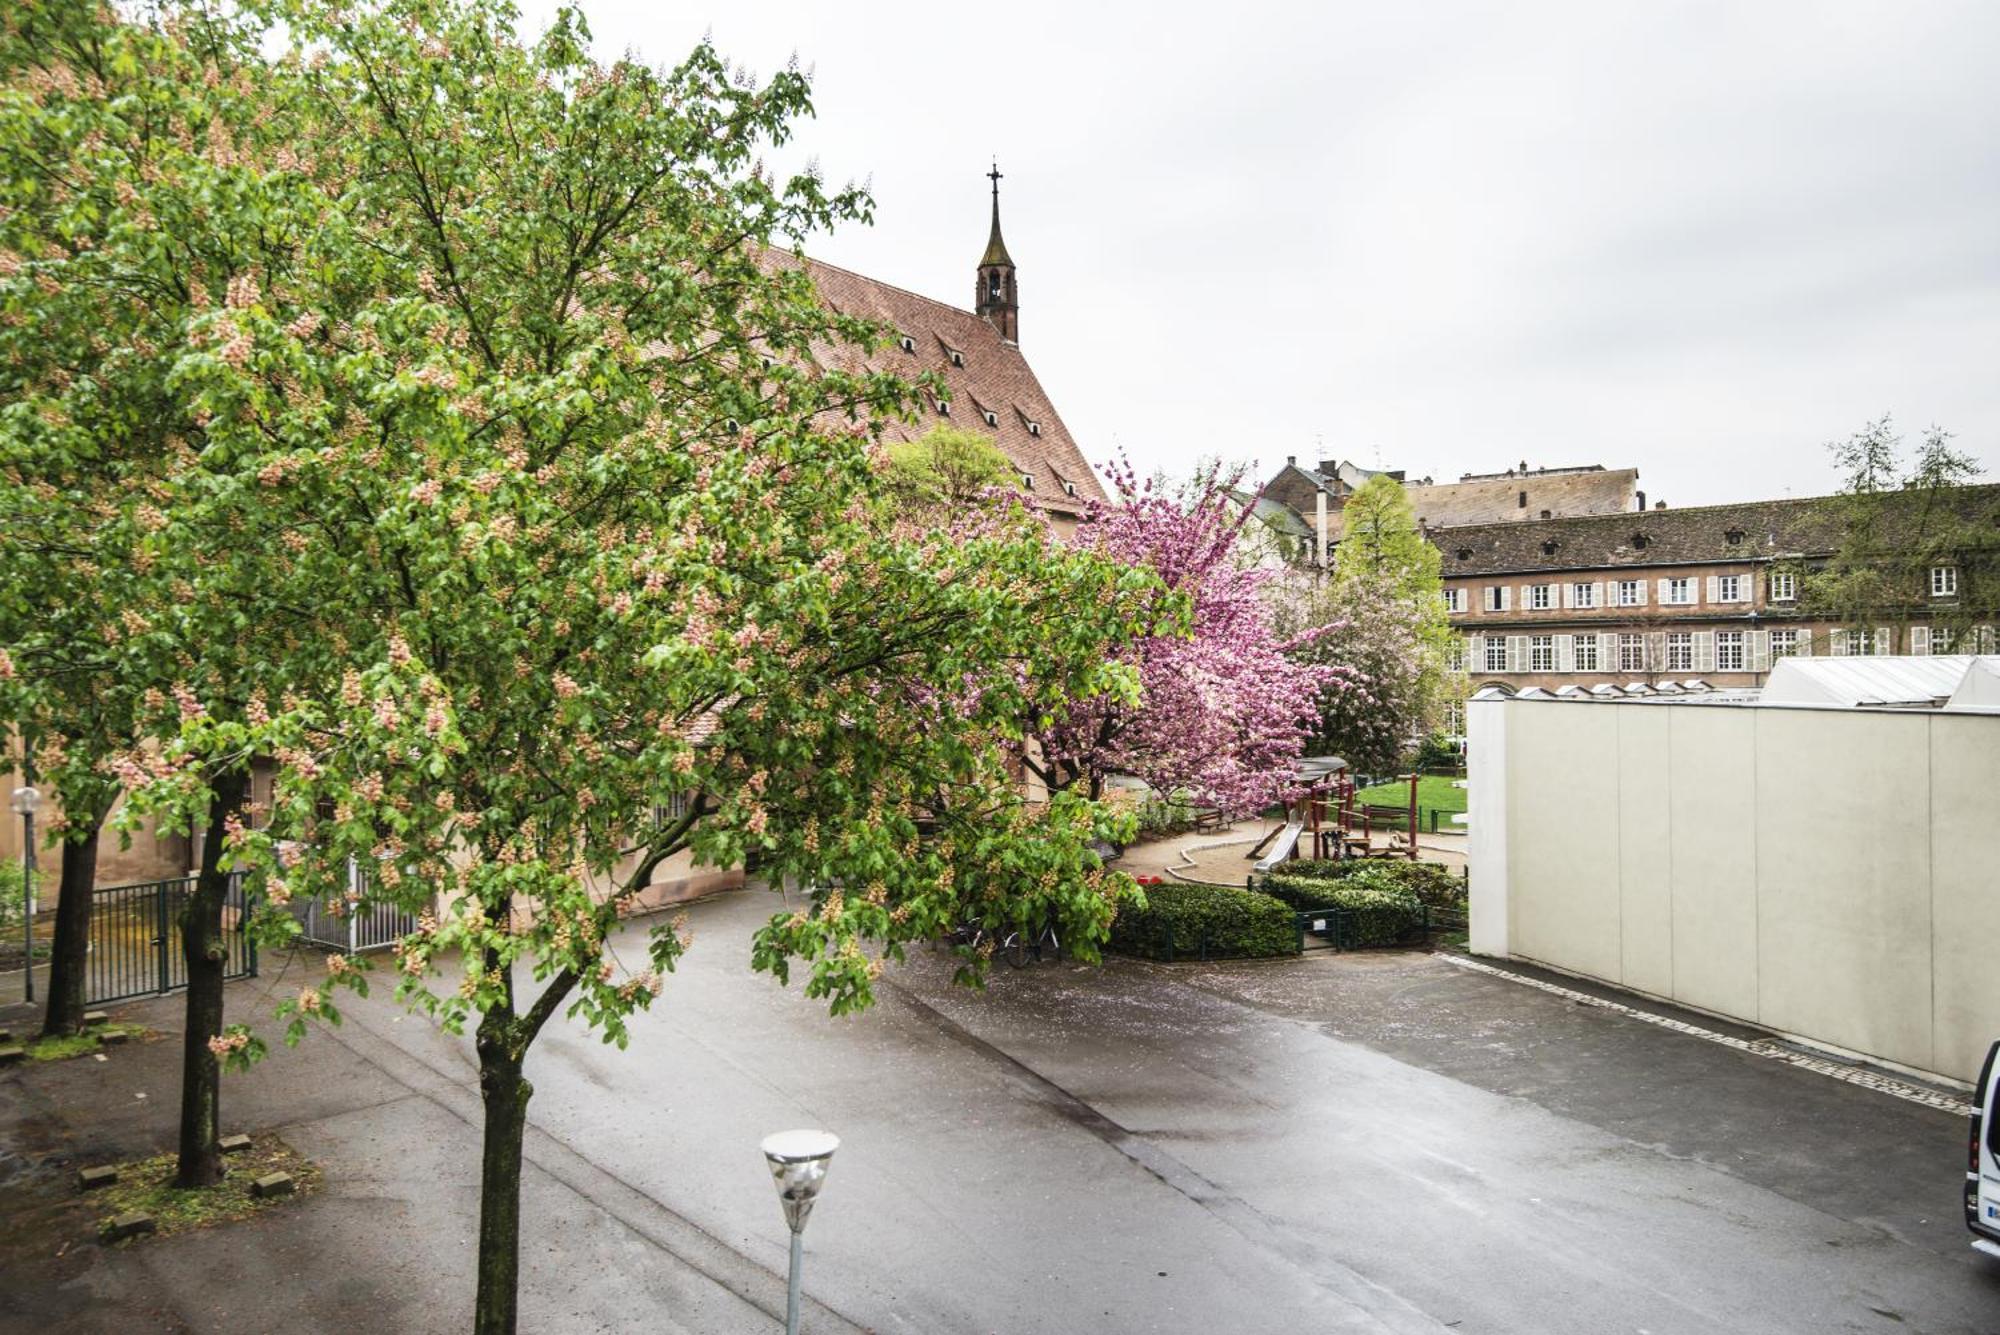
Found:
<box><xmin>1263</xmin><ymin>858</ymin><xmax>1464</xmax><ymax>912</ymax></box>
<box><xmin>1107</xmin><ymin>881</ymin><xmax>1298</xmax><ymax>961</ymax></box>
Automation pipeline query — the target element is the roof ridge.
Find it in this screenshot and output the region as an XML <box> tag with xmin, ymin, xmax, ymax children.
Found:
<box><xmin>798</xmin><ymin>253</ymin><xmax>988</xmax><ymax>329</ymax></box>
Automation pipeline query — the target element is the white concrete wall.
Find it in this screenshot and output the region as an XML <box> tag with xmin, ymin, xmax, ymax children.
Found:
<box><xmin>1469</xmin><ymin>698</ymin><xmax>2000</xmax><ymax>1085</ymax></box>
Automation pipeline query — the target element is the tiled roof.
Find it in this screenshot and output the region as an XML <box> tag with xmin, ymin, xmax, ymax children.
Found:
<box><xmin>1428</xmin><ymin>495</ymin><xmax>1845</xmax><ymax>575</ymax></box>
<box><xmin>773</xmin><ymin>252</ymin><xmax>1104</xmax><ymax>512</ymax></box>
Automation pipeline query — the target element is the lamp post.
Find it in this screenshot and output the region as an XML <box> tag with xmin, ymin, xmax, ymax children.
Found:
<box><xmin>11</xmin><ymin>781</ymin><xmax>41</xmax><ymax>1004</ymax></box>
<box><xmin>760</xmin><ymin>1128</ymin><xmax>839</xmax><ymax>1335</ymax></box>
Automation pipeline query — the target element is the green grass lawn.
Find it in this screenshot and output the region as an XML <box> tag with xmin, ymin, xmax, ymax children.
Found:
<box><xmin>1354</xmin><ymin>775</ymin><xmax>1467</xmax><ymax>822</ymax></box>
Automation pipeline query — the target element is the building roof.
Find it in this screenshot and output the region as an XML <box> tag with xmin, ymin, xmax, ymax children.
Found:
<box><xmin>1759</xmin><ymin>655</ymin><xmax>2000</xmax><ymax>709</ymax></box>
<box><xmin>1430</xmin><ymin>495</ymin><xmax>1842</xmax><ymax>577</ymax></box>
<box><xmin>774</xmin><ymin>252</ymin><xmax>1103</xmax><ymax>511</ymax></box>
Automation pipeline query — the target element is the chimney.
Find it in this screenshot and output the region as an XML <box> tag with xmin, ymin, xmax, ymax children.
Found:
<box><xmin>1286</xmin><ymin>455</ymin><xmax>1296</xmax><ymax>467</ymax></box>
<box><xmin>1314</xmin><ymin>491</ymin><xmax>1328</xmax><ymax>566</ymax></box>
<box><xmin>1636</xmin><ymin>489</ymin><xmax>1646</xmax><ymax>511</ymax></box>
<box><xmin>1654</xmin><ymin>500</ymin><xmax>1666</xmax><ymax>511</ymax></box>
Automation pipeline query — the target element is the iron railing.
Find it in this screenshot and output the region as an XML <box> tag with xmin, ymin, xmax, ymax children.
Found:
<box><xmin>284</xmin><ymin>859</ymin><xmax>420</xmax><ymax>954</ymax></box>
<box><xmin>86</xmin><ymin>874</ymin><xmax>256</xmax><ymax>1006</ymax></box>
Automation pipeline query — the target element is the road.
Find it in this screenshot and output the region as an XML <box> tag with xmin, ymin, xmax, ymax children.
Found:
<box><xmin>6</xmin><ymin>884</ymin><xmax>1997</xmax><ymax>1333</ymax></box>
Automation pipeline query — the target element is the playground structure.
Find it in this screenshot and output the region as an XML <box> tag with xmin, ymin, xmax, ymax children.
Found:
<box><xmin>1250</xmin><ymin>765</ymin><xmax>1421</xmax><ymax>871</ymax></box>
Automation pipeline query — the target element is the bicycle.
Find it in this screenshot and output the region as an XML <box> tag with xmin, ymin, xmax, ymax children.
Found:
<box><xmin>1003</xmin><ymin>922</ymin><xmax>1060</xmax><ymax>969</ymax></box>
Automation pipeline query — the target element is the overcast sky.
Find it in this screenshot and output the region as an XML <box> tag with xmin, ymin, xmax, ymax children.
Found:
<box><xmin>526</xmin><ymin>0</ymin><xmax>2000</xmax><ymax>507</ymax></box>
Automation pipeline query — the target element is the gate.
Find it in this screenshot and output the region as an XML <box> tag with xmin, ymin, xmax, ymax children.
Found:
<box><xmin>85</xmin><ymin>874</ymin><xmax>257</xmax><ymax>1006</ymax></box>
<box><xmin>284</xmin><ymin>859</ymin><xmax>419</xmax><ymax>954</ymax></box>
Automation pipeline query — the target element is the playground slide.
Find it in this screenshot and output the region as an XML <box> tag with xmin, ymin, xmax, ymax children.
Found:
<box><xmin>1251</xmin><ymin>818</ymin><xmax>1305</xmax><ymax>874</ymax></box>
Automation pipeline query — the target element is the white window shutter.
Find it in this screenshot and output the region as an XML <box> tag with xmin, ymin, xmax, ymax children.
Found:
<box><xmin>1695</xmin><ymin>631</ymin><xmax>1715</xmax><ymax>672</ymax></box>
<box><xmin>1557</xmin><ymin>634</ymin><xmax>1574</xmax><ymax>672</ymax></box>
<box><xmin>1830</xmin><ymin>629</ymin><xmax>1848</xmax><ymax>657</ymax></box>
<box><xmin>1600</xmin><ymin>633</ymin><xmax>1616</xmax><ymax>669</ymax></box>
<box><xmin>1635</xmin><ymin>580</ymin><xmax>1648</xmax><ymax>607</ymax></box>
<box><xmin>1560</xmin><ymin>582</ymin><xmax>1573</xmax><ymax>609</ymax></box>
<box><xmin>1911</xmin><ymin>625</ymin><xmax>1930</xmax><ymax>656</ymax></box>
<box><xmin>1750</xmin><ymin>630</ymin><xmax>1770</xmax><ymax>674</ymax></box>
<box><xmin>1520</xmin><ymin>584</ymin><xmax>1533</xmax><ymax>610</ymax></box>
<box><xmin>1656</xmin><ymin>577</ymin><xmax>1670</xmax><ymax>604</ymax></box>
<box><xmin>1705</xmin><ymin>575</ymin><xmax>1719</xmax><ymax>603</ymax></box>
<box><xmin>1875</xmin><ymin>626</ymin><xmax>1891</xmax><ymax>656</ymax></box>
<box><xmin>1796</xmin><ymin>628</ymin><xmax>1812</xmax><ymax>657</ymax></box>
<box><xmin>1500</xmin><ymin>585</ymin><xmax>1512</xmax><ymax>611</ymax></box>
<box><xmin>1590</xmin><ymin>582</ymin><xmax>1603</xmax><ymax>608</ymax></box>
<box><xmin>1507</xmin><ymin>635</ymin><xmax>1526</xmax><ymax>673</ymax></box>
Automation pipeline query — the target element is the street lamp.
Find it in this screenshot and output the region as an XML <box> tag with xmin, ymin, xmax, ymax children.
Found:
<box><xmin>760</xmin><ymin>1128</ymin><xmax>839</xmax><ymax>1335</ymax></box>
<box><xmin>11</xmin><ymin>783</ymin><xmax>41</xmax><ymax>1005</ymax></box>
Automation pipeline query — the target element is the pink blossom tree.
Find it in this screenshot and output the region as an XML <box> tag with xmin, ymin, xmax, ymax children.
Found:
<box><xmin>1024</xmin><ymin>462</ymin><xmax>1354</xmax><ymax>818</ymax></box>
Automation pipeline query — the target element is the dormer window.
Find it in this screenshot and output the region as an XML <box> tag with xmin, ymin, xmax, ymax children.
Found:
<box><xmin>724</xmin><ymin>418</ymin><xmax>740</xmax><ymax>433</ymax></box>
<box><xmin>1631</xmin><ymin>533</ymin><xmax>1649</xmax><ymax>549</ymax></box>
<box><xmin>1457</xmin><ymin>548</ymin><xmax>1473</xmax><ymax>561</ymax></box>
<box><xmin>1725</xmin><ymin>528</ymin><xmax>1745</xmax><ymax>545</ymax></box>
<box><xmin>1020</xmin><ymin>473</ymin><xmax>1034</xmax><ymax>490</ymax></box>
<box><xmin>982</xmin><ymin>410</ymin><xmax>999</xmax><ymax>428</ymax></box>
<box><xmin>1027</xmin><ymin>421</ymin><xmax>1041</xmax><ymax>437</ymax></box>
<box><xmin>1062</xmin><ymin>480</ymin><xmax>1077</xmax><ymax>497</ymax></box>
<box><xmin>1541</xmin><ymin>540</ymin><xmax>1560</xmax><ymax>556</ymax></box>
<box><xmin>935</xmin><ymin>398</ymin><xmax>950</xmax><ymax>416</ymax></box>
<box><xmin>948</xmin><ymin>349</ymin><xmax>964</xmax><ymax>368</ymax></box>
<box><xmin>897</xmin><ymin>334</ymin><xmax>916</xmax><ymax>354</ymax></box>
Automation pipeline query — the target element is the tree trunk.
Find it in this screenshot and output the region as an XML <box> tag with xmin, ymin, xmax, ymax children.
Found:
<box><xmin>474</xmin><ymin>1019</ymin><xmax>532</xmax><ymax>1335</ymax></box>
<box><xmin>175</xmin><ymin>768</ymin><xmax>248</xmax><ymax>1189</ymax></box>
<box><xmin>40</xmin><ymin>814</ymin><xmax>103</xmax><ymax>1038</ymax></box>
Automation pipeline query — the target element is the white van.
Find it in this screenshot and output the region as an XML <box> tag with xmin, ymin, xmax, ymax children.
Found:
<box><xmin>1970</xmin><ymin>1041</ymin><xmax>2000</xmax><ymax>1258</ymax></box>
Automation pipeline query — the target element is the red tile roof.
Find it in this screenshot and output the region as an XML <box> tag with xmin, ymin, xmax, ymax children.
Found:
<box><xmin>773</xmin><ymin>252</ymin><xmax>1105</xmax><ymax>513</ymax></box>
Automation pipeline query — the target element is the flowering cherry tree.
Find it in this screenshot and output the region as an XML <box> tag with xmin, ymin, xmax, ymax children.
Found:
<box><xmin>1025</xmin><ymin>461</ymin><xmax>1349</xmax><ymax>818</ymax></box>
<box><xmin>20</xmin><ymin>3</ymin><xmax>1164</xmax><ymax>1332</ymax></box>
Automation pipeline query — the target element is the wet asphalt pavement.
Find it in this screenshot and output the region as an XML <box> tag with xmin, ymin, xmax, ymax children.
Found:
<box><xmin>6</xmin><ymin>883</ymin><xmax>1999</xmax><ymax>1333</ymax></box>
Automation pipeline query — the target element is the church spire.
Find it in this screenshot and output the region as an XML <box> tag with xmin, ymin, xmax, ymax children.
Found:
<box><xmin>975</xmin><ymin>161</ymin><xmax>1019</xmax><ymax>343</ymax></box>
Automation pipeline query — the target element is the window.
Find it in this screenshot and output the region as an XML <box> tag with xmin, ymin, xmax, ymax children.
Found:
<box><xmin>1769</xmin><ymin>571</ymin><xmax>1796</xmax><ymax>602</ymax></box>
<box><xmin>1932</xmin><ymin>565</ymin><xmax>1958</xmax><ymax>598</ymax></box>
<box><xmin>1483</xmin><ymin>586</ymin><xmax>1507</xmax><ymax>612</ymax></box>
<box><xmin>1529</xmin><ymin>584</ymin><xmax>1553</xmax><ymax>610</ymax></box>
<box><xmin>1442</xmin><ymin>588</ymin><xmax>1466</xmax><ymax>614</ymax></box>
<box><xmin>1618</xmin><ymin>633</ymin><xmax>1646</xmax><ymax>671</ymax></box>
<box><xmin>897</xmin><ymin>334</ymin><xmax>916</xmax><ymax>353</ymax></box>
<box><xmin>652</xmin><ymin>792</ymin><xmax>693</xmax><ymax>828</ymax></box>
<box><xmin>1448</xmin><ymin>639</ymin><xmax>1468</xmax><ymax>672</ymax></box>
<box><xmin>1485</xmin><ymin>638</ymin><xmax>1508</xmax><ymax>672</ymax></box>
<box><xmin>935</xmin><ymin>398</ymin><xmax>950</xmax><ymax>416</ymax></box>
<box><xmin>1768</xmin><ymin>628</ymin><xmax>1800</xmax><ymax>659</ymax></box>
<box><xmin>1717</xmin><ymin>575</ymin><xmax>1742</xmax><ymax>603</ymax></box>
<box><xmin>1665</xmin><ymin>632</ymin><xmax>1694</xmax><ymax>671</ymax></box>
<box><xmin>1846</xmin><ymin>627</ymin><xmax>1876</xmax><ymax>656</ymax></box>
<box><xmin>1933</xmin><ymin>626</ymin><xmax>1956</xmax><ymax>654</ymax></box>
<box><xmin>948</xmin><ymin>349</ymin><xmax>965</xmax><ymax>368</ymax></box>
<box><xmin>1517</xmin><ymin>490</ymin><xmax>1527</xmax><ymax>509</ymax></box>
<box><xmin>982</xmin><ymin>409</ymin><xmax>999</xmax><ymax>428</ymax></box>
<box><xmin>1530</xmin><ymin>635</ymin><xmax>1555</xmax><ymax>671</ymax></box>
<box><xmin>1573</xmin><ymin>636</ymin><xmax>1600</xmax><ymax>672</ymax></box>
<box><xmin>1572</xmin><ymin>582</ymin><xmax>1597</xmax><ymax>609</ymax></box>
<box><xmin>1665</xmin><ymin>577</ymin><xmax>1694</xmax><ymax>605</ymax></box>
<box><xmin>1446</xmin><ymin>701</ymin><xmax>1465</xmax><ymax>736</ymax></box>
<box><xmin>1716</xmin><ymin>630</ymin><xmax>1745</xmax><ymax>671</ymax></box>
<box><xmin>1616</xmin><ymin>579</ymin><xmax>1643</xmax><ymax>607</ymax></box>
<box><xmin>1020</xmin><ymin>473</ymin><xmax>1035</xmax><ymax>490</ymax></box>
<box><xmin>1026</xmin><ymin>420</ymin><xmax>1042</xmax><ymax>437</ymax></box>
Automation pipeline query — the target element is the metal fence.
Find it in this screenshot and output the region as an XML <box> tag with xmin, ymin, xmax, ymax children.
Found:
<box><xmin>284</xmin><ymin>859</ymin><xmax>420</xmax><ymax>954</ymax></box>
<box><xmin>86</xmin><ymin>874</ymin><xmax>257</xmax><ymax>1006</ymax></box>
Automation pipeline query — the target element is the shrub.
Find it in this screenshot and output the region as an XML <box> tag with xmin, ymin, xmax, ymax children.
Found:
<box><xmin>1107</xmin><ymin>881</ymin><xmax>1297</xmax><ymax>961</ymax></box>
<box><xmin>1263</xmin><ymin>858</ymin><xmax>1463</xmax><ymax>911</ymax></box>
<box><xmin>1260</xmin><ymin>876</ymin><xmax>1425</xmax><ymax>947</ymax></box>
<box><xmin>0</xmin><ymin>863</ymin><xmax>36</xmax><ymax>932</ymax></box>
